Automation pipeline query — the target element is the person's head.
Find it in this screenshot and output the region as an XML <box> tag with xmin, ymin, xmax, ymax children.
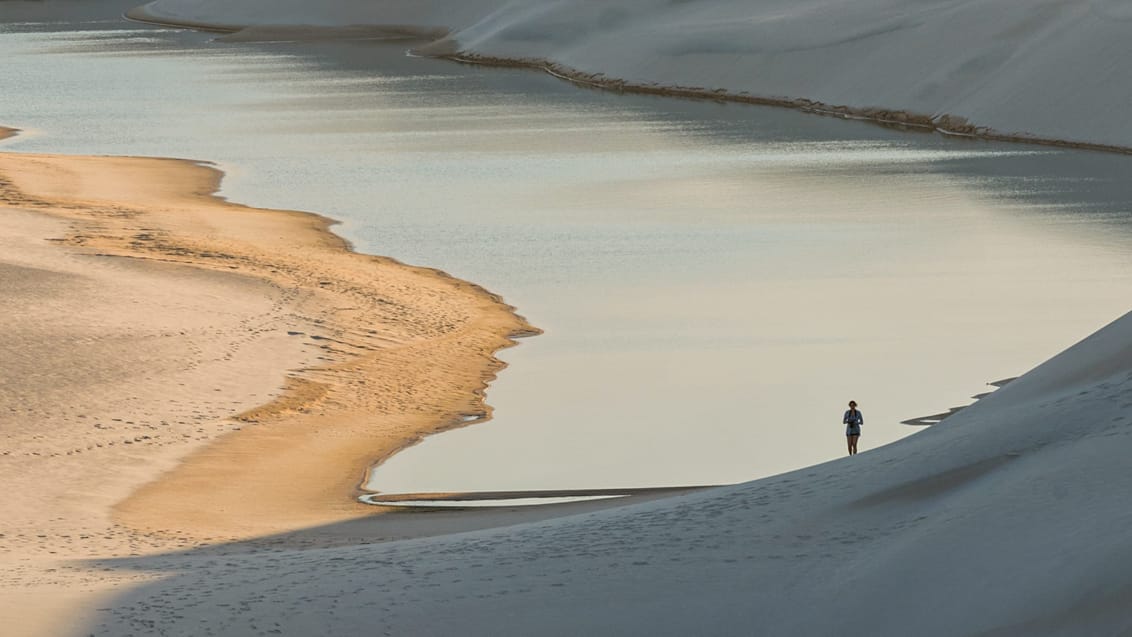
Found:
<box><xmin>848</xmin><ymin>400</ymin><xmax>857</xmax><ymax>409</ymax></box>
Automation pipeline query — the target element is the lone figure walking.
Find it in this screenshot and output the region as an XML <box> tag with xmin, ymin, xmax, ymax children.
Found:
<box><xmin>843</xmin><ymin>400</ymin><xmax>863</xmax><ymax>455</ymax></box>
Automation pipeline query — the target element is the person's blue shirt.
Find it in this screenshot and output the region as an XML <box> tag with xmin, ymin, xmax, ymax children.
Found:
<box><xmin>843</xmin><ymin>409</ymin><xmax>863</xmax><ymax>426</ymax></box>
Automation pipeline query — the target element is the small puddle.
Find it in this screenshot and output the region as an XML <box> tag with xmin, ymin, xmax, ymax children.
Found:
<box><xmin>359</xmin><ymin>494</ymin><xmax>623</xmax><ymax>508</ymax></box>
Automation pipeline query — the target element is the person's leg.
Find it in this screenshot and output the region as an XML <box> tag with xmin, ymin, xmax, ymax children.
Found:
<box><xmin>847</xmin><ymin>434</ymin><xmax>853</xmax><ymax>455</ymax></box>
<box><xmin>849</xmin><ymin>434</ymin><xmax>859</xmax><ymax>455</ymax></box>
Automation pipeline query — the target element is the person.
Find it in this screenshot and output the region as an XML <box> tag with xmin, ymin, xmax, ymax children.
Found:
<box><xmin>843</xmin><ymin>400</ymin><xmax>863</xmax><ymax>455</ymax></box>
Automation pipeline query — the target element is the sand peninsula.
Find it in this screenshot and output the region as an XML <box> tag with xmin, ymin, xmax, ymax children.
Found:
<box><xmin>0</xmin><ymin>130</ymin><xmax>539</xmax><ymax>633</ymax></box>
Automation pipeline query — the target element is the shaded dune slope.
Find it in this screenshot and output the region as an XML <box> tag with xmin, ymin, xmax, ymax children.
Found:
<box><xmin>88</xmin><ymin>311</ymin><xmax>1132</xmax><ymax>634</ymax></box>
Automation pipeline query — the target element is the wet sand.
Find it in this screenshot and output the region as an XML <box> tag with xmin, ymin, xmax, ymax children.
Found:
<box><xmin>0</xmin><ymin>140</ymin><xmax>534</xmax><ymax>634</ymax></box>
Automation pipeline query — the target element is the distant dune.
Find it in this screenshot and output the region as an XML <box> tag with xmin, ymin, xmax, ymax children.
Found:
<box><xmin>131</xmin><ymin>0</ymin><xmax>1132</xmax><ymax>151</ymax></box>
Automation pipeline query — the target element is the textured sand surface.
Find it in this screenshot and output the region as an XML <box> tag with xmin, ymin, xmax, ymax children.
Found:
<box><xmin>81</xmin><ymin>310</ymin><xmax>1132</xmax><ymax>637</ymax></box>
<box><xmin>0</xmin><ymin>147</ymin><xmax>532</xmax><ymax>635</ymax></box>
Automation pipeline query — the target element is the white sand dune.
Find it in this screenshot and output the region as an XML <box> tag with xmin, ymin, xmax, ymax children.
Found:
<box><xmin>86</xmin><ymin>310</ymin><xmax>1132</xmax><ymax>634</ymax></box>
<box><xmin>130</xmin><ymin>0</ymin><xmax>1132</xmax><ymax>150</ymax></box>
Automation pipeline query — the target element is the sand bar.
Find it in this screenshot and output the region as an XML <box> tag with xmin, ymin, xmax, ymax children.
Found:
<box><xmin>0</xmin><ymin>139</ymin><xmax>533</xmax><ymax>634</ymax></box>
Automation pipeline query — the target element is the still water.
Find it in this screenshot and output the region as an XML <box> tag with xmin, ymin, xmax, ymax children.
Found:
<box><xmin>3</xmin><ymin>3</ymin><xmax>1132</xmax><ymax>493</ymax></box>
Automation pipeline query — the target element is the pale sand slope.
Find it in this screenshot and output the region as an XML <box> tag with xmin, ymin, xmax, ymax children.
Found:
<box><xmin>129</xmin><ymin>0</ymin><xmax>1132</xmax><ymax>151</ymax></box>
<box><xmin>0</xmin><ymin>148</ymin><xmax>531</xmax><ymax>636</ymax></box>
<box><xmin>84</xmin><ymin>310</ymin><xmax>1132</xmax><ymax>636</ymax></box>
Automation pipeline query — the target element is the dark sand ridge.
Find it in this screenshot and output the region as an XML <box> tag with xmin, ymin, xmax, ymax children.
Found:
<box><xmin>122</xmin><ymin>8</ymin><xmax>1132</xmax><ymax>157</ymax></box>
<box><xmin>0</xmin><ymin>143</ymin><xmax>537</xmax><ymax>544</ymax></box>
<box><xmin>427</xmin><ymin>51</ymin><xmax>1132</xmax><ymax>156</ymax></box>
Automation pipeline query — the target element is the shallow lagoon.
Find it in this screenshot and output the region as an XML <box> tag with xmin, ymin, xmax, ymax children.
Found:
<box><xmin>3</xmin><ymin>4</ymin><xmax>1132</xmax><ymax>493</ymax></box>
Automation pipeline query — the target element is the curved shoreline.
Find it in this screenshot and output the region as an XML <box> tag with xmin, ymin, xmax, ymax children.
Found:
<box><xmin>0</xmin><ymin>143</ymin><xmax>537</xmax><ymax>541</ymax></box>
<box><xmin>123</xmin><ymin>8</ymin><xmax>1132</xmax><ymax>157</ymax></box>
<box><xmin>435</xmin><ymin>53</ymin><xmax>1132</xmax><ymax>157</ymax></box>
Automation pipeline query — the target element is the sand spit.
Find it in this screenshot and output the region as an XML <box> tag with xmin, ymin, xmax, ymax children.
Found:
<box><xmin>0</xmin><ymin>146</ymin><xmax>532</xmax><ymax>634</ymax></box>
<box><xmin>0</xmin><ymin>149</ymin><xmax>535</xmax><ymax>537</ymax></box>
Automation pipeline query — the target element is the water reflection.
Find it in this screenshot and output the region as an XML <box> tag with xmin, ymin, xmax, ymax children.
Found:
<box><xmin>2</xmin><ymin>6</ymin><xmax>1131</xmax><ymax>493</ymax></box>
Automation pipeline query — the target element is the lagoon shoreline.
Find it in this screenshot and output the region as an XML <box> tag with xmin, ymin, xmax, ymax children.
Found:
<box><xmin>0</xmin><ymin>134</ymin><xmax>538</xmax><ymax>635</ymax></box>
<box><xmin>124</xmin><ymin>1</ymin><xmax>1132</xmax><ymax>157</ymax></box>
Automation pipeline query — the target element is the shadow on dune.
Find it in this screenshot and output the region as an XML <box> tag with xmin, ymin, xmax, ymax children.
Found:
<box><xmin>73</xmin><ymin>310</ymin><xmax>1132</xmax><ymax>636</ymax></box>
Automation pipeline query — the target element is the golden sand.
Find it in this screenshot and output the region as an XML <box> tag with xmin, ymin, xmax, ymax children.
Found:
<box><xmin>0</xmin><ymin>144</ymin><xmax>533</xmax><ymax>634</ymax></box>
<box><xmin>2</xmin><ymin>149</ymin><xmax>535</xmax><ymax>537</ymax></box>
